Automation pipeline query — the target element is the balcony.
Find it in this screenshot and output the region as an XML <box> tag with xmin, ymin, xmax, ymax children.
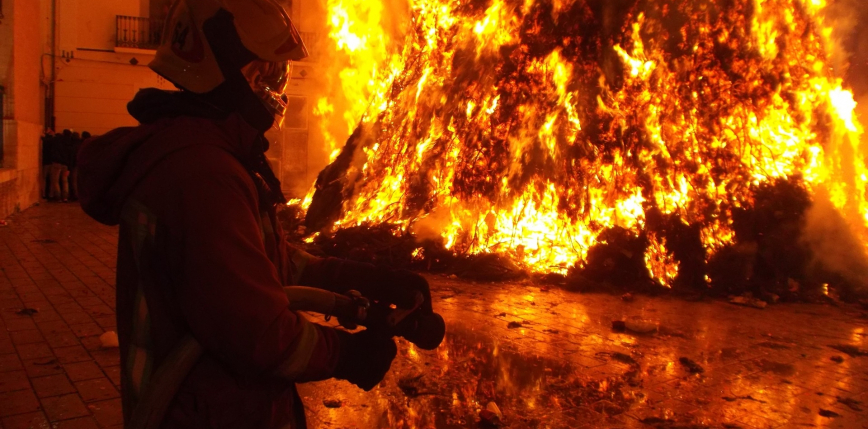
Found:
<box><xmin>116</xmin><ymin>15</ymin><xmax>164</xmax><ymax>51</ymax></box>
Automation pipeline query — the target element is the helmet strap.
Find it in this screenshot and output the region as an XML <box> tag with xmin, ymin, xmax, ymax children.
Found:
<box><xmin>201</xmin><ymin>9</ymin><xmax>277</xmax><ymax>133</ymax></box>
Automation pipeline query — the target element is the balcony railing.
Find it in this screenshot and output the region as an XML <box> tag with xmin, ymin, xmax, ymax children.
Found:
<box><xmin>116</xmin><ymin>16</ymin><xmax>164</xmax><ymax>51</ymax></box>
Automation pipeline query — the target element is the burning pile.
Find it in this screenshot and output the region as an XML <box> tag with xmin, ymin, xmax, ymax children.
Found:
<box><xmin>296</xmin><ymin>0</ymin><xmax>868</xmax><ymax>299</ymax></box>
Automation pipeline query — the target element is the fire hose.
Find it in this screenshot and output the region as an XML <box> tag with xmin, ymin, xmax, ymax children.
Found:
<box><xmin>128</xmin><ymin>286</ymin><xmax>446</xmax><ymax>429</ymax></box>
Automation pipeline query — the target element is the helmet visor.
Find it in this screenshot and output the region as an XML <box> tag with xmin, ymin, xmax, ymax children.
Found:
<box><xmin>242</xmin><ymin>59</ymin><xmax>292</xmax><ymax>123</ymax></box>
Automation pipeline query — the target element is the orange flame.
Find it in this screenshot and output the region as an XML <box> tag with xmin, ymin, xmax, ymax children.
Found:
<box><xmin>306</xmin><ymin>0</ymin><xmax>867</xmax><ymax>286</ymax></box>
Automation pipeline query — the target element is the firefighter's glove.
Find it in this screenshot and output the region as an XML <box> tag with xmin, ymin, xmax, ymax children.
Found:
<box><xmin>334</xmin><ymin>262</ymin><xmax>433</xmax><ymax>313</ymax></box>
<box><xmin>384</xmin><ymin>269</ymin><xmax>433</xmax><ymax>313</ymax></box>
<box><xmin>334</xmin><ymin>329</ymin><xmax>397</xmax><ymax>391</ymax></box>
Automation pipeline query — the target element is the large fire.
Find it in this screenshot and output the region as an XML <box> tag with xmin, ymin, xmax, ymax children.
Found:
<box><xmin>301</xmin><ymin>0</ymin><xmax>868</xmax><ymax>288</ymax></box>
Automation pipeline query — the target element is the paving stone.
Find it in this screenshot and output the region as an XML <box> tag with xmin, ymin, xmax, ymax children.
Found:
<box><xmin>74</xmin><ymin>378</ymin><xmax>119</xmax><ymax>403</ymax></box>
<box><xmin>52</xmin><ymin>416</ymin><xmax>100</xmax><ymax>429</ymax></box>
<box><xmin>68</xmin><ymin>323</ymin><xmax>102</xmax><ymax>339</ymax></box>
<box><xmin>51</xmin><ymin>346</ymin><xmax>91</xmax><ymax>364</ymax></box>
<box><xmin>0</xmin><ymin>353</ymin><xmax>24</xmax><ymax>373</ymax></box>
<box><xmin>9</xmin><ymin>329</ymin><xmax>45</xmax><ymax>345</ymax></box>
<box><xmin>21</xmin><ymin>358</ymin><xmax>64</xmax><ymax>378</ymax></box>
<box><xmin>40</xmin><ymin>393</ymin><xmax>90</xmax><ymax>422</ymax></box>
<box><xmin>1</xmin><ymin>412</ymin><xmax>51</xmax><ymax>429</ymax></box>
<box><xmin>15</xmin><ymin>342</ymin><xmax>53</xmax><ymax>360</ymax></box>
<box><xmin>87</xmin><ymin>398</ymin><xmax>123</xmax><ymax>428</ymax></box>
<box><xmin>0</xmin><ymin>389</ymin><xmax>42</xmax><ymax>418</ymax></box>
<box><xmin>62</xmin><ymin>362</ymin><xmax>104</xmax><ymax>383</ymax></box>
<box><xmin>102</xmin><ymin>366</ymin><xmax>121</xmax><ymax>389</ymax></box>
<box><xmin>0</xmin><ymin>369</ymin><xmax>31</xmax><ymax>393</ymax></box>
<box><xmin>31</xmin><ymin>374</ymin><xmax>76</xmax><ymax>398</ymax></box>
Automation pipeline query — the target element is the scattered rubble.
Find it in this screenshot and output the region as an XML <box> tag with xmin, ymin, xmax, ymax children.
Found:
<box><xmin>397</xmin><ymin>374</ymin><xmax>424</xmax><ymax>397</ymax></box>
<box><xmin>729</xmin><ymin>295</ymin><xmax>768</xmax><ymax>309</ymax></box>
<box><xmin>678</xmin><ymin>357</ymin><xmax>705</xmax><ymax>374</ymax></box>
<box><xmin>99</xmin><ymin>331</ymin><xmax>119</xmax><ymax>348</ymax></box>
<box><xmin>837</xmin><ymin>396</ymin><xmax>863</xmax><ymax>412</ymax></box>
<box><xmin>323</xmin><ymin>399</ymin><xmax>342</xmax><ymax>408</ymax></box>
<box><xmin>479</xmin><ymin>401</ymin><xmax>503</xmax><ymax>427</ymax></box>
<box><xmin>722</xmin><ymin>395</ymin><xmax>766</xmax><ymax>404</ymax></box>
<box><xmin>507</xmin><ymin>321</ymin><xmax>523</xmax><ymax>329</ymax></box>
<box><xmin>625</xmin><ymin>319</ymin><xmax>658</xmax><ymax>334</ymax></box>
<box><xmin>818</xmin><ymin>409</ymin><xmax>841</xmax><ymax>418</ymax></box>
<box><xmin>828</xmin><ymin>344</ymin><xmax>868</xmax><ymax>357</ymax></box>
<box><xmin>16</xmin><ymin>308</ymin><xmax>38</xmax><ymax>316</ymax></box>
<box><xmin>612</xmin><ymin>319</ymin><xmax>658</xmax><ymax>334</ymax></box>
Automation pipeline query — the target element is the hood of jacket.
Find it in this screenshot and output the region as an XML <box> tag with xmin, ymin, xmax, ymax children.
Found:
<box><xmin>78</xmin><ymin>89</ymin><xmax>263</xmax><ymax>225</ymax></box>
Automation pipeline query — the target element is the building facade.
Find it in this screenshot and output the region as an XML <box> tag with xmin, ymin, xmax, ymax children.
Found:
<box><xmin>0</xmin><ymin>0</ymin><xmax>322</xmax><ymax>219</ymax></box>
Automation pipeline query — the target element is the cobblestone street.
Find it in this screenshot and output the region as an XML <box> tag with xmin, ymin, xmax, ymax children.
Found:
<box><xmin>0</xmin><ymin>204</ymin><xmax>121</xmax><ymax>429</ymax></box>
<box><xmin>1</xmin><ymin>204</ymin><xmax>867</xmax><ymax>428</ymax></box>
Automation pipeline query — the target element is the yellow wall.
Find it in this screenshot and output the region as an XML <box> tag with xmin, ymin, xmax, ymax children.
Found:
<box><xmin>53</xmin><ymin>0</ymin><xmax>170</xmax><ymax>136</ymax></box>
<box><xmin>54</xmin><ymin>52</ymin><xmax>175</xmax><ymax>135</ymax></box>
<box><xmin>0</xmin><ymin>0</ymin><xmax>45</xmax><ymax>218</ymax></box>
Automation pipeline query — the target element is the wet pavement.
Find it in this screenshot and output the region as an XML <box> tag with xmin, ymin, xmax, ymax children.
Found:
<box><xmin>299</xmin><ymin>279</ymin><xmax>868</xmax><ymax>429</ymax></box>
<box><xmin>1</xmin><ymin>204</ymin><xmax>867</xmax><ymax>428</ymax></box>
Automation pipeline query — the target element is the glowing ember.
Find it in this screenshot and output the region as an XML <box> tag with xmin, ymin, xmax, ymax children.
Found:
<box><xmin>304</xmin><ymin>0</ymin><xmax>867</xmax><ymax>287</ymax></box>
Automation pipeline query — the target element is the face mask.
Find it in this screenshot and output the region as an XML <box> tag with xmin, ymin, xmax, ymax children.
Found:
<box><xmin>241</xmin><ymin>59</ymin><xmax>292</xmax><ymax>127</ymax></box>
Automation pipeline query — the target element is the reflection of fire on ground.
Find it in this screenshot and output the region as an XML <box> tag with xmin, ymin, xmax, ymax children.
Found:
<box><xmin>297</xmin><ymin>277</ymin><xmax>868</xmax><ymax>428</ymax></box>
<box><xmin>292</xmin><ymin>0</ymin><xmax>868</xmax><ymax>300</ymax></box>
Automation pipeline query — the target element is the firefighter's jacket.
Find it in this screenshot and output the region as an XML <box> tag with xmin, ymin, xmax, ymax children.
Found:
<box><xmin>78</xmin><ymin>89</ymin><xmax>340</xmax><ymax>429</ymax></box>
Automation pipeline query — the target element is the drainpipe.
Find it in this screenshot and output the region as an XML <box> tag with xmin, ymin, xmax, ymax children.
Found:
<box><xmin>0</xmin><ymin>85</ymin><xmax>5</xmax><ymax>167</ymax></box>
<box><xmin>45</xmin><ymin>0</ymin><xmax>57</xmax><ymax>131</ymax></box>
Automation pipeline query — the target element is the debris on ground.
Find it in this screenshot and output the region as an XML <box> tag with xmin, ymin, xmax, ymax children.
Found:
<box><xmin>638</xmin><ymin>417</ymin><xmax>715</xmax><ymax>428</ymax></box>
<box><xmin>722</xmin><ymin>395</ymin><xmax>767</xmax><ymax>404</ymax></box>
<box><xmin>830</xmin><ymin>355</ymin><xmax>844</xmax><ymax>363</ymax></box>
<box><xmin>828</xmin><ymin>344</ymin><xmax>868</xmax><ymax>357</ymax></box>
<box><xmin>818</xmin><ymin>409</ymin><xmax>841</xmax><ymax>418</ymax></box>
<box><xmin>16</xmin><ymin>308</ymin><xmax>39</xmax><ymax>316</ymax></box>
<box><xmin>542</xmin><ymin>328</ymin><xmax>559</xmax><ymax>334</ymax></box>
<box><xmin>592</xmin><ymin>400</ymin><xmax>624</xmax><ymax>415</ymax></box>
<box><xmin>612</xmin><ymin>318</ymin><xmax>657</xmax><ymax>334</ymax></box>
<box><xmin>679</xmin><ymin>357</ymin><xmax>705</xmax><ymax>374</ymax></box>
<box><xmin>99</xmin><ymin>331</ymin><xmax>119</xmax><ymax>348</ymax></box>
<box><xmin>479</xmin><ymin>401</ymin><xmax>503</xmax><ymax>427</ymax></box>
<box><xmin>507</xmin><ymin>321</ymin><xmax>523</xmax><ymax>329</ymax></box>
<box><xmin>397</xmin><ymin>374</ymin><xmax>424</xmax><ymax>397</ymax></box>
<box><xmin>323</xmin><ymin>399</ymin><xmax>342</xmax><ymax>408</ymax></box>
<box><xmin>837</xmin><ymin>396</ymin><xmax>863</xmax><ymax>412</ymax></box>
<box><xmin>621</xmin><ymin>293</ymin><xmax>634</xmax><ymax>302</ymax></box>
<box><xmin>729</xmin><ymin>295</ymin><xmax>768</xmax><ymax>309</ymax></box>
<box><xmin>625</xmin><ymin>319</ymin><xmax>658</xmax><ymax>334</ymax></box>
<box><xmin>600</xmin><ymin>352</ymin><xmax>638</xmax><ymax>365</ymax></box>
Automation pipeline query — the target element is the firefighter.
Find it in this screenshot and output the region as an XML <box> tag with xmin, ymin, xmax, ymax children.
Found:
<box><xmin>77</xmin><ymin>0</ymin><xmax>433</xmax><ymax>428</ymax></box>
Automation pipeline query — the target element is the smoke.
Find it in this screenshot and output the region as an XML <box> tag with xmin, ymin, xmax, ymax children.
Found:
<box><xmin>803</xmin><ymin>189</ymin><xmax>868</xmax><ymax>294</ymax></box>
<box><xmin>799</xmin><ymin>0</ymin><xmax>868</xmax><ymax>295</ymax></box>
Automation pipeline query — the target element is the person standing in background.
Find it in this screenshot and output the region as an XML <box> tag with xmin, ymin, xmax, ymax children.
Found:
<box><xmin>41</xmin><ymin>129</ymin><xmax>56</xmax><ymax>199</ymax></box>
<box><xmin>49</xmin><ymin>130</ymin><xmax>71</xmax><ymax>202</ymax></box>
<box><xmin>68</xmin><ymin>132</ymin><xmax>89</xmax><ymax>201</ymax></box>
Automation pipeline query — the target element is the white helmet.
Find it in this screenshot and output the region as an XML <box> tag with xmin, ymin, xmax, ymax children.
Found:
<box><xmin>150</xmin><ymin>0</ymin><xmax>307</xmax><ymax>127</ymax></box>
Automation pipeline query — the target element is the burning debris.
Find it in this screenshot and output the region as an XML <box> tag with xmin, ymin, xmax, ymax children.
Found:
<box><xmin>291</xmin><ymin>0</ymin><xmax>868</xmax><ymax>301</ymax></box>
